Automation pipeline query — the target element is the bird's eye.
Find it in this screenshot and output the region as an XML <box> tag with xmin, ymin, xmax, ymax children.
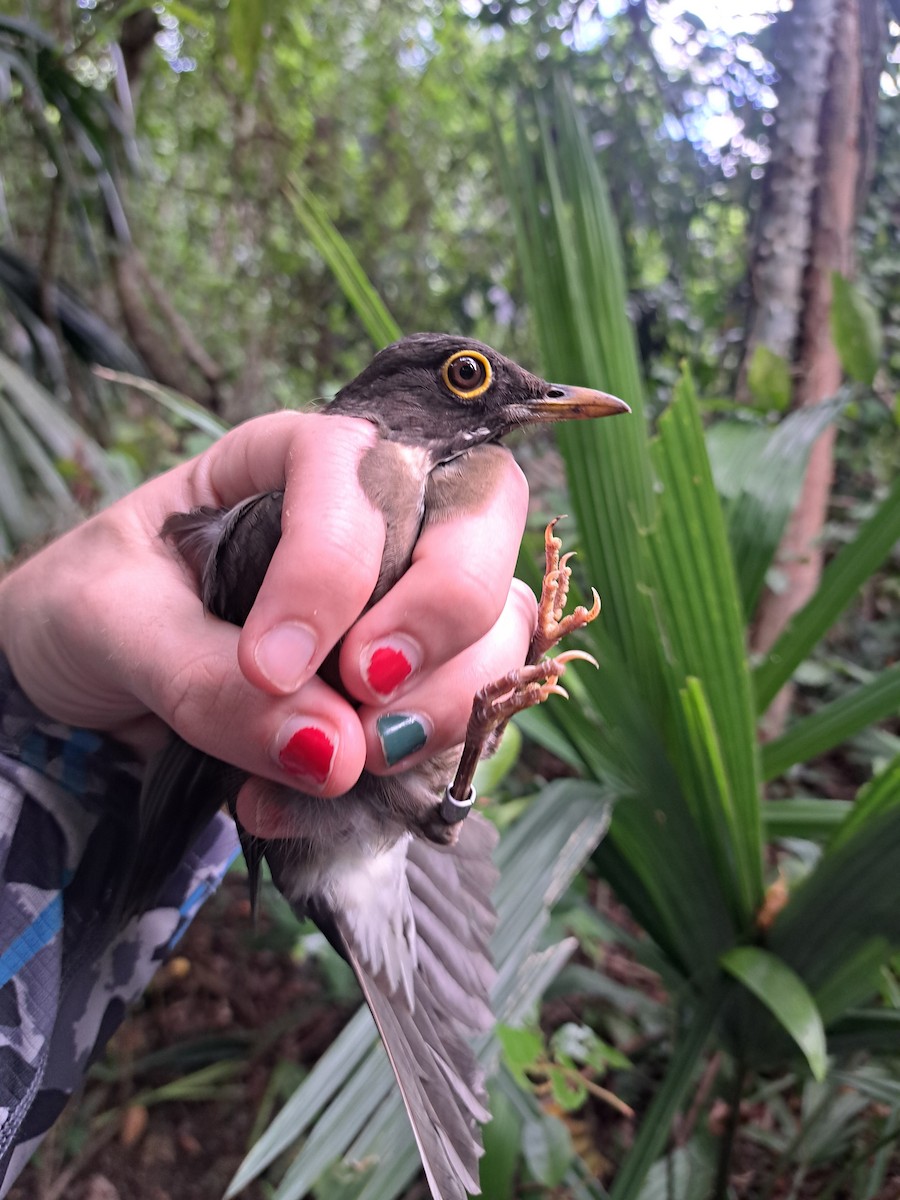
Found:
<box><xmin>442</xmin><ymin>350</ymin><xmax>492</xmax><ymax>399</ymax></box>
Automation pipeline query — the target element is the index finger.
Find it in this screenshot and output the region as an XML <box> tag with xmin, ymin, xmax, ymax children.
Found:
<box><xmin>173</xmin><ymin>411</ymin><xmax>387</xmax><ymax>696</ymax></box>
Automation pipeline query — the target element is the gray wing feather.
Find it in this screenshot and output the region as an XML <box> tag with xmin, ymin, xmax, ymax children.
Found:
<box><xmin>406</xmin><ymin>819</ymin><xmax>498</xmax><ymax>1034</ymax></box>
<box><xmin>349</xmin><ymin>960</ymin><xmax>483</xmax><ymax>1199</ymax></box>
<box><xmin>308</xmin><ymin>814</ymin><xmax>498</xmax><ymax>1200</ymax></box>
<box><xmin>162</xmin><ymin>491</ymin><xmax>284</xmax><ymax>625</ymax></box>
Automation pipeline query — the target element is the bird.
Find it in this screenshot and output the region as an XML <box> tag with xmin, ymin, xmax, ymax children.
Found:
<box><xmin>125</xmin><ymin>333</ymin><xmax>628</xmax><ymax>1199</ymax></box>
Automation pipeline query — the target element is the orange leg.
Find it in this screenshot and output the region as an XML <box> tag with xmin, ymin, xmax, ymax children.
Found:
<box><xmin>441</xmin><ymin>519</ymin><xmax>600</xmax><ymax>823</ymax></box>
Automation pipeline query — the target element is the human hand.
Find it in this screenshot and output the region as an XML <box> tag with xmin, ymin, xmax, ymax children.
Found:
<box><xmin>0</xmin><ymin>411</ymin><xmax>535</xmax><ymax>803</ymax></box>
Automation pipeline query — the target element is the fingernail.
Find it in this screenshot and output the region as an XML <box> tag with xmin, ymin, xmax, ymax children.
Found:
<box><xmin>364</xmin><ymin>635</ymin><xmax>422</xmax><ymax>697</ymax></box>
<box><xmin>376</xmin><ymin>713</ymin><xmax>430</xmax><ymax>767</ymax></box>
<box><xmin>275</xmin><ymin>721</ymin><xmax>335</xmax><ymax>785</ymax></box>
<box><xmin>255</xmin><ymin>623</ymin><xmax>317</xmax><ymax>693</ymax></box>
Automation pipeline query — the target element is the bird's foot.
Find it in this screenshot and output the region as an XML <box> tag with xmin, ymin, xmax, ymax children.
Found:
<box><xmin>529</xmin><ymin>517</ymin><xmax>601</xmax><ymax>663</ymax></box>
<box><xmin>465</xmin><ymin>649</ymin><xmax>598</xmax><ymax>740</ymax></box>
<box><xmin>439</xmin><ymin>519</ymin><xmax>599</xmax><ymax>826</ymax></box>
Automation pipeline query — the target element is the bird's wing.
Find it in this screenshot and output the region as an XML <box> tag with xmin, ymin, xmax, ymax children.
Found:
<box><xmin>162</xmin><ymin>491</ymin><xmax>284</xmax><ymax>624</ymax></box>
<box><xmin>122</xmin><ymin>493</ymin><xmax>283</xmax><ymax>923</ymax></box>
<box><xmin>297</xmin><ymin>814</ymin><xmax>498</xmax><ymax>1200</ymax></box>
<box><xmin>115</xmin><ymin>735</ymin><xmax>242</xmax><ymax>923</ymax></box>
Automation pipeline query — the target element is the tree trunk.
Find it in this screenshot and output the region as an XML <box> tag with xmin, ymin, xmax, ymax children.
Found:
<box><xmin>736</xmin><ymin>0</ymin><xmax>839</xmax><ymax>383</ymax></box>
<box><xmin>744</xmin><ymin>0</ymin><xmax>876</xmax><ymax>739</ymax></box>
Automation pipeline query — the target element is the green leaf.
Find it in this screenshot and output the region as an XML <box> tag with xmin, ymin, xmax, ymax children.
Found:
<box><xmin>227</xmin><ymin>1031</ymin><xmax>393</xmax><ymax>1199</ymax></box>
<box><xmin>499</xmin><ymin>85</ymin><xmax>750</xmax><ymax>984</ymax></box>
<box><xmin>550</xmin><ymin>1023</ymin><xmax>629</xmax><ymax>1072</ymax></box>
<box><xmin>754</xmin><ymin>474</ymin><xmax>900</xmax><ymax>712</ymax></box>
<box><xmin>0</xmin><ymin>351</ymin><xmax>126</xmax><ymax>497</ymax></box>
<box><xmin>285</xmin><ymin>179</ymin><xmax>401</xmax><ymax>349</ymax></box>
<box><xmin>609</xmin><ymin>989</ymin><xmax>722</xmax><ymax>1200</ymax></box>
<box><xmin>497</xmin><ymin>80</ymin><xmax>655</xmax><ymax>672</ymax></box>
<box><xmin>513</xmin><ymin>706</ymin><xmax>583</xmax><ymax>770</ymax></box>
<box><xmin>548</xmin><ymin>1065</ymin><xmax>588</xmax><ymax>1111</ymax></box>
<box><xmin>94</xmin><ymin>368</ymin><xmax>229</xmax><ymax>440</ymax></box>
<box><xmin>0</xmin><ymin>247</ymin><xmax>146</xmax><ymax>375</ymax></box>
<box><xmin>495</xmin><ymin>1069</ymin><xmax>604</xmax><ymax>1199</ymax></box>
<box><xmin>474</xmin><ymin>722</ymin><xmax>522</xmax><ymax>796</ymax></box>
<box><xmin>228</xmin><ymin>0</ymin><xmax>269</xmax><ymax>83</ymax></box>
<box><xmin>131</xmin><ymin>1059</ymin><xmax>245</xmax><ymax>1106</ymax></box>
<box><xmin>833</xmin><ymin>1065</ymin><xmax>900</xmax><ymax>1107</ymax></box>
<box><xmin>762</xmin><ymin>663</ymin><xmax>900</xmax><ymax>780</ymax></box>
<box><xmin>159</xmin><ymin>0</ymin><xmax>213</xmax><ymax>29</ymax></box>
<box><xmin>635</xmin><ymin>1139</ymin><xmax>716</xmax><ymax>1200</ymax></box>
<box><xmin>812</xmin><ymin>940</ymin><xmax>894</xmax><ymax>1028</ymax></box>
<box><xmin>312</xmin><ymin>1160</ymin><xmax>377</xmax><ymax>1200</ymax></box>
<box><xmin>678</xmin><ymin>676</ymin><xmax>758</xmax><ymax>926</ymax></box>
<box><xmin>479</xmin><ymin>1084</ymin><xmax>521</xmax><ymax>1200</ymax></box>
<box><xmin>522</xmin><ymin>1111</ymin><xmax>574</xmax><ymax>1187</ymax></box>
<box><xmin>829</xmin><ymin>1011</ymin><xmax>900</xmax><ymax>1056</ymax></box>
<box><xmin>709</xmin><ymin>400</ymin><xmax>842</xmax><ymax>617</ymax></box>
<box><xmin>546</xmin><ymin>963</ymin><xmax>667</xmax><ymax>1025</ymax></box>
<box><xmin>762</xmin><ymin>798</ymin><xmax>853</xmax><ymax>841</ymax></box>
<box><xmin>830</xmin><ymin>273</ymin><xmax>883</xmax><ymax>385</ymax></box>
<box><xmin>828</xmin><ymin>754</ymin><xmax>900</xmax><ymax>852</ymax></box>
<box><xmin>645</xmin><ymin>372</ymin><xmax>764</xmax><ymax>922</ymax></box>
<box><xmin>0</xmin><ymin>423</ymin><xmax>42</xmax><ymax>543</ymax></box>
<box><xmin>746</xmin><ymin>343</ymin><xmax>792</xmax><ymax>411</ymax></box>
<box><xmin>720</xmin><ymin>946</ymin><xmax>827</xmax><ymax>1080</ymax></box>
<box><xmin>0</xmin><ymin>22</ymin><xmax>133</xmax><ymax>238</ymax></box>
<box><xmin>497</xmin><ymin>1025</ymin><xmax>544</xmax><ymax>1089</ymax></box>
<box><xmin>492</xmin><ymin>780</ymin><xmax>613</xmax><ymax>971</ymax></box>
<box><xmin>345</xmin><ymin>1106</ymin><xmax>426</xmax><ymax>1200</ymax></box>
<box><xmin>768</xmin><ymin>805</ymin><xmax>900</xmax><ymax>1024</ymax></box>
<box><xmin>706</xmin><ymin>421</ymin><xmax>770</xmax><ymax>503</ymax></box>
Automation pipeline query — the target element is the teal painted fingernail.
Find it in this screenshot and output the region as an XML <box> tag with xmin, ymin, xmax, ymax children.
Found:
<box><xmin>376</xmin><ymin>713</ymin><xmax>429</xmax><ymax>767</ymax></box>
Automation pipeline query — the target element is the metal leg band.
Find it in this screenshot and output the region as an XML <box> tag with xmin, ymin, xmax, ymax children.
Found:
<box><xmin>439</xmin><ymin>784</ymin><xmax>477</xmax><ymax>825</ymax></box>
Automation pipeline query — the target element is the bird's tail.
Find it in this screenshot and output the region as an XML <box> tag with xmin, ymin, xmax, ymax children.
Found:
<box><xmin>280</xmin><ymin>814</ymin><xmax>498</xmax><ymax>1199</ymax></box>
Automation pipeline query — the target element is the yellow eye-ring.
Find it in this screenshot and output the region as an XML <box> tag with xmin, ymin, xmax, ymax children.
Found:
<box><xmin>441</xmin><ymin>350</ymin><xmax>493</xmax><ymax>399</ymax></box>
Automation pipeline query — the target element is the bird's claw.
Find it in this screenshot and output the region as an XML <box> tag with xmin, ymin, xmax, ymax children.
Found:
<box><xmin>441</xmin><ymin>519</ymin><xmax>600</xmax><ymax>825</ymax></box>
<box><xmin>468</xmin><ymin>650</ymin><xmax>598</xmax><ymax>731</ymax></box>
<box><xmin>529</xmin><ymin>518</ymin><xmax>601</xmax><ymax>663</ymax></box>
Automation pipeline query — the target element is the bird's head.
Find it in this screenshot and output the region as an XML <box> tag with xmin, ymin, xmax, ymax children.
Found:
<box><xmin>326</xmin><ymin>332</ymin><xmax>629</xmax><ymax>460</ymax></box>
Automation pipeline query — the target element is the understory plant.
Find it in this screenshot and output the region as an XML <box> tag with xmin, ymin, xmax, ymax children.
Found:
<box><xmin>499</xmin><ymin>81</ymin><xmax>900</xmax><ymax>1197</ymax></box>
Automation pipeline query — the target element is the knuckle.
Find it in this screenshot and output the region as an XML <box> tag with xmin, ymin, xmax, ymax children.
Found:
<box><xmin>159</xmin><ymin>652</ymin><xmax>227</xmax><ymax>739</ymax></box>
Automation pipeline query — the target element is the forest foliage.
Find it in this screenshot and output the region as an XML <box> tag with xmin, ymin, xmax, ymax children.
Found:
<box><xmin>2</xmin><ymin>1</ymin><xmax>900</xmax><ymax>1197</ymax></box>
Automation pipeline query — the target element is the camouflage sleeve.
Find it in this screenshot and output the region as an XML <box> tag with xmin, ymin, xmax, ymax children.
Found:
<box><xmin>0</xmin><ymin>655</ymin><xmax>239</xmax><ymax>1196</ymax></box>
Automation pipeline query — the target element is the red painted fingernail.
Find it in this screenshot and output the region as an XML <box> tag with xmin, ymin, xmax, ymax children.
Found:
<box><xmin>368</xmin><ymin>647</ymin><xmax>412</xmax><ymax>693</ymax></box>
<box><xmin>364</xmin><ymin>636</ymin><xmax>421</xmax><ymax>697</ymax></box>
<box><xmin>277</xmin><ymin>724</ymin><xmax>335</xmax><ymax>784</ymax></box>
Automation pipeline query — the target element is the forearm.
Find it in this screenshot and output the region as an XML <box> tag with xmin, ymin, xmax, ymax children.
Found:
<box><xmin>0</xmin><ymin>653</ymin><xmax>238</xmax><ymax>1194</ymax></box>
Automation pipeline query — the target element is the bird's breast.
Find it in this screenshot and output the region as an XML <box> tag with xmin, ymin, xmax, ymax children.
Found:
<box><xmin>357</xmin><ymin>439</ymin><xmax>434</xmax><ymax>603</ymax></box>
